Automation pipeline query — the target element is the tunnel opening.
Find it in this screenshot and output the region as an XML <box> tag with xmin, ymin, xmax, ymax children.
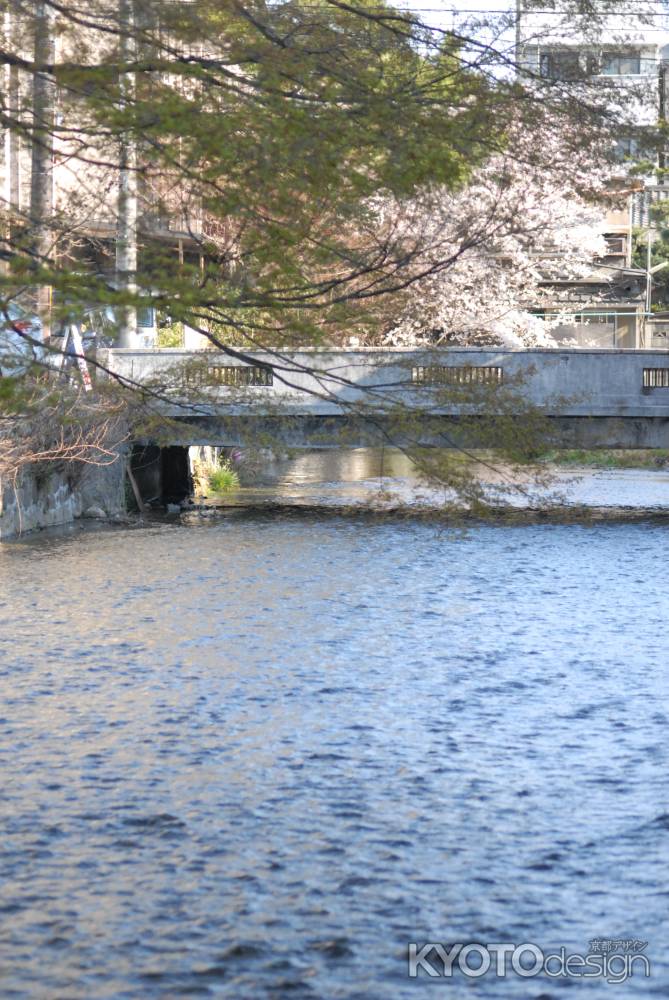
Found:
<box><xmin>128</xmin><ymin>444</ymin><xmax>192</xmax><ymax>508</ymax></box>
<box><xmin>161</xmin><ymin>446</ymin><xmax>193</xmax><ymax>503</ymax></box>
<box><xmin>129</xmin><ymin>444</ymin><xmax>161</xmax><ymax>508</ymax></box>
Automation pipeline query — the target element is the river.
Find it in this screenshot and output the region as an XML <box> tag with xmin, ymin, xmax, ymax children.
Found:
<box><xmin>196</xmin><ymin>446</ymin><xmax>669</xmax><ymax>512</ymax></box>
<box><xmin>1</xmin><ymin>468</ymin><xmax>669</xmax><ymax>996</ymax></box>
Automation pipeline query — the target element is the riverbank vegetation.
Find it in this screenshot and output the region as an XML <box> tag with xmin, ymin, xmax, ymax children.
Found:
<box><xmin>192</xmin><ymin>457</ymin><xmax>240</xmax><ymax>497</ymax></box>
<box><xmin>0</xmin><ymin>377</ymin><xmax>127</xmax><ymax>489</ymax></box>
<box><xmin>541</xmin><ymin>449</ymin><xmax>669</xmax><ymax>469</ymax></box>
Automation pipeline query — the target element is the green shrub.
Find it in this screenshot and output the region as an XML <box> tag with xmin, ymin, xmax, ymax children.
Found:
<box><xmin>192</xmin><ymin>456</ymin><xmax>241</xmax><ymax>495</ymax></box>
<box><xmin>207</xmin><ymin>463</ymin><xmax>240</xmax><ymax>492</ymax></box>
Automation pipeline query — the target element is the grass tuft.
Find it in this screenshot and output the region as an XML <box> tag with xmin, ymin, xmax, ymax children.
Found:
<box><xmin>207</xmin><ymin>463</ymin><xmax>240</xmax><ymax>492</ymax></box>
<box><xmin>192</xmin><ymin>457</ymin><xmax>240</xmax><ymax>495</ymax></box>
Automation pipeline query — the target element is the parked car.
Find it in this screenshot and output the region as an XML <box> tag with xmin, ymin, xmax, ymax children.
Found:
<box><xmin>0</xmin><ymin>303</ymin><xmax>45</xmax><ymax>376</ymax></box>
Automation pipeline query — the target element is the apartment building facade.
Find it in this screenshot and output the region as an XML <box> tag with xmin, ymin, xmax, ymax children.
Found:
<box><xmin>518</xmin><ymin>5</ymin><xmax>669</xmax><ymax>348</ymax></box>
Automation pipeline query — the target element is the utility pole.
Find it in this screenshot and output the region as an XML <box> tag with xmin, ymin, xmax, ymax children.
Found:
<box><xmin>29</xmin><ymin>0</ymin><xmax>55</xmax><ymax>339</ymax></box>
<box><xmin>2</xmin><ymin>8</ymin><xmax>11</xmax><ymax>275</ymax></box>
<box><xmin>116</xmin><ymin>0</ymin><xmax>138</xmax><ymax>348</ymax></box>
<box><xmin>8</xmin><ymin>46</ymin><xmax>20</xmax><ymax>217</ymax></box>
<box><xmin>645</xmin><ymin>232</ymin><xmax>669</xmax><ymax>344</ymax></box>
<box><xmin>646</xmin><ymin>228</ymin><xmax>652</xmax><ymax>315</ymax></box>
<box><xmin>515</xmin><ymin>0</ymin><xmax>523</xmax><ymax>73</ymax></box>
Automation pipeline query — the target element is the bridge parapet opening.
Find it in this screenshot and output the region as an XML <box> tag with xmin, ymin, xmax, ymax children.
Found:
<box><xmin>182</xmin><ymin>363</ymin><xmax>273</xmax><ymax>388</ymax></box>
<box><xmin>411</xmin><ymin>365</ymin><xmax>504</xmax><ymax>386</ymax></box>
<box><xmin>643</xmin><ymin>368</ymin><xmax>669</xmax><ymax>389</ymax></box>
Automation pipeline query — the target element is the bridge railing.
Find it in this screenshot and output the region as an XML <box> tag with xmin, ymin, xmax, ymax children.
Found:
<box><xmin>97</xmin><ymin>347</ymin><xmax>669</xmax><ymax>419</ymax></box>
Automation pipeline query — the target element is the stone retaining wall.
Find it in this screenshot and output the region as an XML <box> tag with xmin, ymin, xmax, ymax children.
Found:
<box><xmin>0</xmin><ymin>453</ymin><xmax>126</xmax><ymax>540</ymax></box>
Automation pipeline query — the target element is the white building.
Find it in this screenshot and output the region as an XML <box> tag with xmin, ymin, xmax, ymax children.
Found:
<box><xmin>518</xmin><ymin>5</ymin><xmax>669</xmax><ymax>347</ymax></box>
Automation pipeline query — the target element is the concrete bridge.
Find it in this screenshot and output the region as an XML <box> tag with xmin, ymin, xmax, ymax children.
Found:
<box><xmin>99</xmin><ymin>347</ymin><xmax>669</xmax><ymax>449</ymax></box>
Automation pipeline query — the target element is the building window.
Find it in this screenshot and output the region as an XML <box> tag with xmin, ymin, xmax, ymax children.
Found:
<box><xmin>534</xmin><ymin>311</ymin><xmax>623</xmax><ymax>348</ymax></box>
<box><xmin>539</xmin><ymin>51</ymin><xmax>583</xmax><ymax>80</ymax></box>
<box><xmin>137</xmin><ymin>306</ymin><xmax>156</xmax><ymax>329</ymax></box>
<box><xmin>614</xmin><ymin>137</ymin><xmax>638</xmax><ymax>161</ymax></box>
<box><xmin>601</xmin><ymin>52</ymin><xmax>641</xmax><ymax>75</ymax></box>
<box><xmin>539</xmin><ymin>49</ymin><xmax>646</xmax><ymax>80</ymax></box>
<box><xmin>573</xmin><ymin>312</ymin><xmax>617</xmax><ymax>328</ymax></box>
<box><xmin>603</xmin><ymin>234</ymin><xmax>626</xmax><ymax>255</ymax></box>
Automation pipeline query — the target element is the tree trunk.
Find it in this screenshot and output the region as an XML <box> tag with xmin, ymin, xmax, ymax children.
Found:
<box><xmin>1</xmin><ymin>10</ymin><xmax>17</xmax><ymax>275</ymax></box>
<box><xmin>116</xmin><ymin>0</ymin><xmax>138</xmax><ymax>349</ymax></box>
<box><xmin>29</xmin><ymin>0</ymin><xmax>55</xmax><ymax>339</ymax></box>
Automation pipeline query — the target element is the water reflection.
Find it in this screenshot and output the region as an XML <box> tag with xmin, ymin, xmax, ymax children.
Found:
<box><xmin>200</xmin><ymin>446</ymin><xmax>669</xmax><ymax>511</ymax></box>
<box><xmin>269</xmin><ymin>447</ymin><xmax>416</xmax><ymax>485</ymax></box>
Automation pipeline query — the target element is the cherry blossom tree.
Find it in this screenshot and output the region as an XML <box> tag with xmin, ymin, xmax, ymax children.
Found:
<box><xmin>367</xmin><ymin>123</ymin><xmax>618</xmax><ymax>348</ymax></box>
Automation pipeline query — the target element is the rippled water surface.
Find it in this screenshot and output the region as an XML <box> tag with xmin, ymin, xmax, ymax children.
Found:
<box><xmin>1</xmin><ymin>514</ymin><xmax>669</xmax><ymax>998</ymax></box>
<box><xmin>209</xmin><ymin>447</ymin><xmax>669</xmax><ymax>510</ymax></box>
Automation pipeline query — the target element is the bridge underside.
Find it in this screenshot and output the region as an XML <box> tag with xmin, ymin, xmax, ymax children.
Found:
<box><xmin>158</xmin><ymin>414</ymin><xmax>669</xmax><ymax>450</ymax></box>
